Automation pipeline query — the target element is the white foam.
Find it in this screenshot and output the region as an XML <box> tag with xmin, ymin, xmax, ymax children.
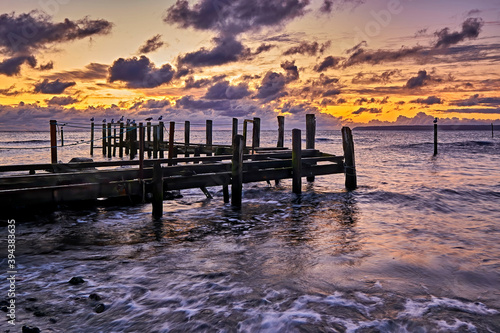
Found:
<box><xmin>399</xmin><ymin>296</ymin><xmax>499</xmax><ymax>318</ymax></box>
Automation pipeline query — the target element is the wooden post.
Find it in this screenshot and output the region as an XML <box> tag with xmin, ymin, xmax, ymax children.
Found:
<box><xmin>306</xmin><ymin>114</ymin><xmax>316</xmax><ymax>182</ymax></box>
<box><xmin>342</xmin><ymin>127</ymin><xmax>357</xmax><ymax>191</ymax></box>
<box><xmin>112</xmin><ymin>126</ymin><xmax>117</xmax><ymax>157</ymax></box>
<box><xmin>152</xmin><ymin>161</ymin><xmax>163</xmax><ymax>219</ymax></box>
<box><xmin>159</xmin><ymin>121</ymin><xmax>164</xmax><ymax>158</ymax></box>
<box><xmin>146</xmin><ymin>122</ymin><xmax>152</xmax><ymax>158</ymax></box>
<box><xmin>102</xmin><ymin>123</ymin><xmax>106</xmax><ymax>156</ymax></box>
<box><xmin>206</xmin><ymin>119</ymin><xmax>213</xmax><ymax>156</ymax></box>
<box><xmin>169</xmin><ymin>121</ymin><xmax>175</xmax><ymax>166</ymax></box>
<box><xmin>107</xmin><ymin>123</ymin><xmax>112</xmax><ymax>159</ymax></box>
<box><xmin>277</xmin><ymin>116</ymin><xmax>284</xmax><ymax>148</ymax></box>
<box><xmin>184</xmin><ymin>121</ymin><xmax>190</xmax><ymax>158</ymax></box>
<box><xmin>139</xmin><ymin>123</ymin><xmax>144</xmax><ymax>179</ymax></box>
<box><xmin>243</xmin><ymin>120</ymin><xmax>248</xmax><ymax>148</ymax></box>
<box><xmin>60</xmin><ymin>126</ymin><xmax>64</xmax><ymax>146</ymax></box>
<box><xmin>231</xmin><ymin>134</ymin><xmax>244</xmax><ymax>208</ymax></box>
<box><xmin>232</xmin><ymin>118</ymin><xmax>238</xmax><ymax>140</ymax></box>
<box><xmin>130</xmin><ymin>124</ymin><xmax>137</xmax><ymax>160</ymax></box>
<box><xmin>50</xmin><ymin>120</ymin><xmax>57</xmax><ymax>164</ymax></box>
<box><xmin>252</xmin><ymin>117</ymin><xmax>261</xmax><ymax>152</ymax></box>
<box><xmin>292</xmin><ymin>129</ymin><xmax>302</xmax><ymax>194</ymax></box>
<box><xmin>125</xmin><ymin>123</ymin><xmax>130</xmax><ymax>155</ymax></box>
<box><xmin>492</xmin><ymin>123</ymin><xmax>494</xmax><ymax>138</ymax></box>
<box><xmin>90</xmin><ymin>121</ymin><xmax>94</xmax><ymax>156</ymax></box>
<box><xmin>119</xmin><ymin>123</ymin><xmax>124</xmax><ymax>158</ymax></box>
<box><xmin>153</xmin><ymin>125</ymin><xmax>159</xmax><ymax>159</ymax></box>
<box><xmin>434</xmin><ymin>118</ymin><xmax>438</xmax><ymax>156</ymax></box>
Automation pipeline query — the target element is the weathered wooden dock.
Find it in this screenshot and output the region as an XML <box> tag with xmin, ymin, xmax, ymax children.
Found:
<box><xmin>0</xmin><ymin>115</ymin><xmax>356</xmax><ymax>218</ymax></box>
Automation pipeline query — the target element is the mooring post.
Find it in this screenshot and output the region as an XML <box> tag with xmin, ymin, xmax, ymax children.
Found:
<box><xmin>306</xmin><ymin>114</ymin><xmax>316</xmax><ymax>182</ymax></box>
<box><xmin>206</xmin><ymin>119</ymin><xmax>213</xmax><ymax>157</ymax></box>
<box><xmin>152</xmin><ymin>161</ymin><xmax>163</xmax><ymax>219</ymax></box>
<box><xmin>232</xmin><ymin>118</ymin><xmax>238</xmax><ymax>140</ymax></box>
<box><xmin>107</xmin><ymin>123</ymin><xmax>112</xmax><ymax>159</ymax></box>
<box><xmin>50</xmin><ymin>120</ymin><xmax>57</xmax><ymax>164</ymax></box>
<box><xmin>153</xmin><ymin>125</ymin><xmax>158</xmax><ymax>159</ymax></box>
<box><xmin>130</xmin><ymin>124</ymin><xmax>137</xmax><ymax>160</ymax></box>
<box><xmin>252</xmin><ymin>117</ymin><xmax>261</xmax><ymax>153</ymax></box>
<box><xmin>159</xmin><ymin>121</ymin><xmax>164</xmax><ymax>158</ymax></box>
<box><xmin>169</xmin><ymin>121</ymin><xmax>175</xmax><ymax>166</ymax></box>
<box><xmin>342</xmin><ymin>127</ymin><xmax>357</xmax><ymax>191</ymax></box>
<box><xmin>139</xmin><ymin>123</ymin><xmax>144</xmax><ymax>179</ymax></box>
<box><xmin>102</xmin><ymin>122</ymin><xmax>106</xmax><ymax>156</ymax></box>
<box><xmin>433</xmin><ymin>117</ymin><xmax>438</xmax><ymax>156</ymax></box>
<box><xmin>243</xmin><ymin>120</ymin><xmax>248</xmax><ymax>148</ymax></box>
<box><xmin>119</xmin><ymin>122</ymin><xmax>124</xmax><ymax>158</ymax></box>
<box><xmin>277</xmin><ymin>116</ymin><xmax>284</xmax><ymax>148</ymax></box>
<box><xmin>184</xmin><ymin>121</ymin><xmax>190</xmax><ymax>158</ymax></box>
<box><xmin>125</xmin><ymin>123</ymin><xmax>130</xmax><ymax>156</ymax></box>
<box><xmin>60</xmin><ymin>126</ymin><xmax>64</xmax><ymax>146</ymax></box>
<box><xmin>231</xmin><ymin>134</ymin><xmax>244</xmax><ymax>208</ymax></box>
<box><xmin>292</xmin><ymin>129</ymin><xmax>302</xmax><ymax>194</ymax></box>
<box><xmin>90</xmin><ymin>121</ymin><xmax>94</xmax><ymax>156</ymax></box>
<box><xmin>146</xmin><ymin>122</ymin><xmax>152</xmax><ymax>158</ymax></box>
<box><xmin>112</xmin><ymin>126</ymin><xmax>117</xmax><ymax>157</ymax></box>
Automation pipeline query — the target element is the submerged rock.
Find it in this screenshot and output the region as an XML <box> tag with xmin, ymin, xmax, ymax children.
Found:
<box><xmin>68</xmin><ymin>276</ymin><xmax>85</xmax><ymax>285</ymax></box>
<box><xmin>22</xmin><ymin>326</ymin><xmax>41</xmax><ymax>333</ymax></box>
<box><xmin>94</xmin><ymin>303</ymin><xmax>106</xmax><ymax>313</ymax></box>
<box><xmin>89</xmin><ymin>293</ymin><xmax>102</xmax><ymax>301</ymax></box>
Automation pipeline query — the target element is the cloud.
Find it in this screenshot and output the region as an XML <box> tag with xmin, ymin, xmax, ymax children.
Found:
<box><xmin>164</xmin><ymin>0</ymin><xmax>309</xmax><ymax>35</ymax></box>
<box><xmin>255</xmin><ymin>71</ymin><xmax>287</xmax><ymax>101</ymax></box>
<box><xmin>320</xmin><ymin>0</ymin><xmax>365</xmax><ymax>14</ymax></box>
<box><xmin>184</xmin><ymin>74</ymin><xmax>226</xmax><ymax>89</ymax></box>
<box><xmin>138</xmin><ymin>34</ymin><xmax>166</xmax><ymax>54</ymax></box>
<box><xmin>352</xmin><ymin>107</ymin><xmax>382</xmax><ymax>115</ymax></box>
<box><xmin>410</xmin><ymin>96</ymin><xmax>443</xmax><ymax>105</ymax></box>
<box><xmin>34</xmin><ymin>79</ymin><xmax>76</xmax><ymax>94</ymax></box>
<box><xmin>204</xmin><ymin>81</ymin><xmax>251</xmax><ymax>100</ymax></box>
<box><xmin>314</xmin><ymin>56</ymin><xmax>342</xmax><ymax>72</ymax></box>
<box><xmin>46</xmin><ymin>95</ymin><xmax>79</xmax><ymax>105</ymax></box>
<box><xmin>0</xmin><ymin>85</ymin><xmax>25</xmax><ymax>96</ymax></box>
<box><xmin>442</xmin><ymin>108</ymin><xmax>500</xmax><ymax>114</ymax></box>
<box><xmin>0</xmin><ymin>55</ymin><xmax>37</xmax><ymax>76</ymax></box>
<box><xmin>177</xmin><ymin>35</ymin><xmax>244</xmax><ymax>67</ymax></box>
<box><xmin>280</xmin><ymin>60</ymin><xmax>299</xmax><ymax>81</ymax></box>
<box><xmin>43</xmin><ymin>63</ymin><xmax>108</xmax><ymax>81</ymax></box>
<box><xmin>322</xmin><ymin>89</ymin><xmax>341</xmax><ymax>97</ymax></box>
<box><xmin>312</xmin><ymin>73</ymin><xmax>339</xmax><ymax>86</ymax></box>
<box><xmin>434</xmin><ymin>18</ymin><xmax>483</xmax><ymax>48</ymax></box>
<box><xmin>38</xmin><ymin>61</ymin><xmax>53</xmax><ymax>71</ymax></box>
<box><xmin>283</xmin><ymin>41</ymin><xmax>330</xmax><ymax>56</ymax></box>
<box><xmin>134</xmin><ymin>99</ymin><xmax>171</xmax><ymax>109</ymax></box>
<box><xmin>450</xmin><ymin>94</ymin><xmax>500</xmax><ymax>107</ymax></box>
<box><xmin>0</xmin><ymin>11</ymin><xmax>112</xmax><ymax>55</ymax></box>
<box><xmin>343</xmin><ymin>46</ymin><xmax>423</xmax><ymax>67</ymax></box>
<box><xmin>108</xmin><ymin>55</ymin><xmax>175</xmax><ymax>88</ymax></box>
<box><xmin>405</xmin><ymin>70</ymin><xmax>436</xmax><ymax>89</ymax></box>
<box><xmin>351</xmin><ymin>69</ymin><xmax>402</xmax><ymax>84</ymax></box>
<box><xmin>175</xmin><ymin>95</ymin><xmax>230</xmax><ymax>111</ymax></box>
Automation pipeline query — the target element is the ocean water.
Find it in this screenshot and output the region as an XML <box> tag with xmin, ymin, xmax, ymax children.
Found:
<box><xmin>1</xmin><ymin>127</ymin><xmax>499</xmax><ymax>332</ymax></box>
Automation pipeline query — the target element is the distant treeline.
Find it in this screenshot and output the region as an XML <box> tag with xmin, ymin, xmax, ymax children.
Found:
<box><xmin>354</xmin><ymin>125</ymin><xmax>498</xmax><ymax>131</ymax></box>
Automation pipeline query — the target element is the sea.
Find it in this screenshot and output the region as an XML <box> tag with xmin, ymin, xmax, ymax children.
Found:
<box><xmin>0</xmin><ymin>126</ymin><xmax>499</xmax><ymax>332</ymax></box>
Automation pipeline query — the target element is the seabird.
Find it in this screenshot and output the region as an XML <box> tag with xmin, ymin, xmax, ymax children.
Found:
<box><xmin>145</xmin><ymin>117</ymin><xmax>153</xmax><ymax>121</ymax></box>
<box><xmin>111</xmin><ymin>119</ymin><xmax>115</xmax><ymax>124</ymax></box>
<box><xmin>90</xmin><ymin>117</ymin><xmax>94</xmax><ymax>122</ymax></box>
<box><xmin>102</xmin><ymin>119</ymin><xmax>106</xmax><ymax>123</ymax></box>
<box><xmin>158</xmin><ymin>115</ymin><xmax>163</xmax><ymax>121</ymax></box>
<box><xmin>119</xmin><ymin>115</ymin><xmax>124</xmax><ymax>122</ymax></box>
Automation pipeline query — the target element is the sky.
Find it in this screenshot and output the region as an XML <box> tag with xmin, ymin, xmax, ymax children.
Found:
<box><xmin>0</xmin><ymin>0</ymin><xmax>500</xmax><ymax>130</ymax></box>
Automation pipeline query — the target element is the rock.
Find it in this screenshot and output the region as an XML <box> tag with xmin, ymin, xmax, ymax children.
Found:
<box><xmin>68</xmin><ymin>276</ymin><xmax>85</xmax><ymax>285</ymax></box>
<box><xmin>27</xmin><ymin>297</ymin><xmax>37</xmax><ymax>302</ymax></box>
<box><xmin>49</xmin><ymin>318</ymin><xmax>57</xmax><ymax>323</ymax></box>
<box><xmin>89</xmin><ymin>293</ymin><xmax>101</xmax><ymax>301</ymax></box>
<box><xmin>69</xmin><ymin>157</ymin><xmax>94</xmax><ymax>163</ymax></box>
<box><xmin>94</xmin><ymin>303</ymin><xmax>106</xmax><ymax>313</ymax></box>
<box><xmin>22</xmin><ymin>326</ymin><xmax>41</xmax><ymax>333</ymax></box>
<box><xmin>33</xmin><ymin>310</ymin><xmax>46</xmax><ymax>317</ymax></box>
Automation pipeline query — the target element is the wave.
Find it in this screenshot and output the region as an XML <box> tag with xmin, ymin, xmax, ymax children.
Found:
<box><xmin>1</xmin><ymin>139</ymin><xmax>50</xmax><ymax>144</ymax></box>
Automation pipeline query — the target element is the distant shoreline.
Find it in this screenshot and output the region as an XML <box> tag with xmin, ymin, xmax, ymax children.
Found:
<box><xmin>353</xmin><ymin>125</ymin><xmax>498</xmax><ymax>131</ymax></box>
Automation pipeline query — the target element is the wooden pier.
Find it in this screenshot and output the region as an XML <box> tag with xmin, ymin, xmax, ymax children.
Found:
<box><xmin>0</xmin><ymin>115</ymin><xmax>357</xmax><ymax>217</ymax></box>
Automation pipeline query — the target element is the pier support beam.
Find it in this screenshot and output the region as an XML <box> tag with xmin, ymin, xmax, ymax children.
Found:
<box><xmin>50</xmin><ymin>120</ymin><xmax>57</xmax><ymax>164</ymax></box>
<box><xmin>119</xmin><ymin>123</ymin><xmax>124</xmax><ymax>158</ymax></box>
<box><xmin>277</xmin><ymin>116</ymin><xmax>284</xmax><ymax>148</ymax></box>
<box><xmin>147</xmin><ymin>122</ymin><xmax>152</xmax><ymax>158</ymax></box>
<box><xmin>434</xmin><ymin>118</ymin><xmax>438</xmax><ymax>156</ymax></box>
<box><xmin>184</xmin><ymin>121</ymin><xmax>190</xmax><ymax>158</ymax></box>
<box><xmin>169</xmin><ymin>121</ymin><xmax>175</xmax><ymax>166</ymax></box>
<box><xmin>341</xmin><ymin>127</ymin><xmax>357</xmax><ymax>191</ymax></box>
<box><xmin>159</xmin><ymin>121</ymin><xmax>164</xmax><ymax>158</ymax></box>
<box><xmin>90</xmin><ymin>121</ymin><xmax>94</xmax><ymax>156</ymax></box>
<box><xmin>152</xmin><ymin>161</ymin><xmax>163</xmax><ymax>219</ymax></box>
<box><xmin>232</xmin><ymin>118</ymin><xmax>238</xmax><ymax>140</ymax></box>
<box><xmin>306</xmin><ymin>114</ymin><xmax>316</xmax><ymax>182</ymax></box>
<box><xmin>206</xmin><ymin>119</ymin><xmax>213</xmax><ymax>157</ymax></box>
<box><xmin>107</xmin><ymin>123</ymin><xmax>112</xmax><ymax>159</ymax></box>
<box><xmin>231</xmin><ymin>134</ymin><xmax>244</xmax><ymax>208</ymax></box>
<box><xmin>139</xmin><ymin>123</ymin><xmax>144</xmax><ymax>179</ymax></box>
<box><xmin>252</xmin><ymin>117</ymin><xmax>261</xmax><ymax>152</ymax></box>
<box><xmin>102</xmin><ymin>123</ymin><xmax>106</xmax><ymax>156</ymax></box>
<box><xmin>292</xmin><ymin>129</ymin><xmax>302</xmax><ymax>194</ymax></box>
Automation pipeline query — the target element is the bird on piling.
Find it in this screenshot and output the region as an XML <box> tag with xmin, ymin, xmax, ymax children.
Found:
<box><xmin>145</xmin><ymin>117</ymin><xmax>153</xmax><ymax>121</ymax></box>
<box><xmin>90</xmin><ymin>117</ymin><xmax>94</xmax><ymax>122</ymax></box>
<box><xmin>111</xmin><ymin>119</ymin><xmax>115</xmax><ymax>124</ymax></box>
<box><xmin>119</xmin><ymin>115</ymin><xmax>124</xmax><ymax>122</ymax></box>
<box><xmin>158</xmin><ymin>116</ymin><xmax>163</xmax><ymax>121</ymax></box>
<box><xmin>126</xmin><ymin>119</ymin><xmax>131</xmax><ymax>125</ymax></box>
<box><xmin>102</xmin><ymin>119</ymin><xmax>106</xmax><ymax>123</ymax></box>
<box><xmin>433</xmin><ymin>117</ymin><xmax>438</xmax><ymax>124</ymax></box>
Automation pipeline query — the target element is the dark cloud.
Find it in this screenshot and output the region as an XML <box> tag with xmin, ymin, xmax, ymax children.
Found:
<box><xmin>345</xmin><ymin>41</ymin><xmax>367</xmax><ymax>54</ymax></box>
<box><xmin>253</xmin><ymin>43</ymin><xmax>275</xmax><ymax>55</ymax></box>
<box><xmin>0</xmin><ymin>11</ymin><xmax>112</xmax><ymax>55</ymax></box>
<box><xmin>320</xmin><ymin>0</ymin><xmax>365</xmax><ymax>13</ymax></box>
<box><xmin>175</xmin><ymin>95</ymin><xmax>230</xmax><ymax>111</ymax></box>
<box><xmin>280</xmin><ymin>60</ymin><xmax>299</xmax><ymax>81</ymax></box>
<box><xmin>38</xmin><ymin>61</ymin><xmax>53</xmax><ymax>71</ymax></box>
<box><xmin>405</xmin><ymin>70</ymin><xmax>435</xmax><ymax>89</ymax></box>
<box><xmin>138</xmin><ymin>34</ymin><xmax>166</xmax><ymax>54</ymax></box>
<box><xmin>0</xmin><ymin>55</ymin><xmax>37</xmax><ymax>76</ymax></box>
<box><xmin>343</xmin><ymin>46</ymin><xmax>423</xmax><ymax>67</ymax></box>
<box><xmin>135</xmin><ymin>99</ymin><xmax>171</xmax><ymax>109</ymax></box>
<box><xmin>46</xmin><ymin>95</ymin><xmax>79</xmax><ymax>105</ymax></box>
<box><xmin>434</xmin><ymin>18</ymin><xmax>483</xmax><ymax>48</ymax></box>
<box><xmin>450</xmin><ymin>94</ymin><xmax>500</xmax><ymax>107</ymax></box>
<box><xmin>312</xmin><ymin>73</ymin><xmax>339</xmax><ymax>86</ymax></box>
<box><xmin>0</xmin><ymin>85</ymin><xmax>24</xmax><ymax>96</ymax></box>
<box><xmin>34</xmin><ymin>79</ymin><xmax>75</xmax><ymax>94</ymax></box>
<box><xmin>352</xmin><ymin>107</ymin><xmax>382</xmax><ymax>115</ymax></box>
<box><xmin>184</xmin><ymin>75</ymin><xmax>226</xmax><ymax>89</ymax></box>
<box><xmin>410</xmin><ymin>96</ymin><xmax>443</xmax><ymax>105</ymax></box>
<box><xmin>322</xmin><ymin>89</ymin><xmax>341</xmax><ymax>97</ymax></box>
<box><xmin>283</xmin><ymin>41</ymin><xmax>330</xmax><ymax>56</ymax></box>
<box><xmin>204</xmin><ymin>81</ymin><xmax>251</xmax><ymax>100</ymax></box>
<box><xmin>177</xmin><ymin>35</ymin><xmax>244</xmax><ymax>67</ymax></box>
<box><xmin>442</xmin><ymin>108</ymin><xmax>500</xmax><ymax>114</ymax></box>
<box><xmin>164</xmin><ymin>0</ymin><xmax>309</xmax><ymax>35</ymax></box>
<box><xmin>351</xmin><ymin>69</ymin><xmax>401</xmax><ymax>84</ymax></box>
<box><xmin>108</xmin><ymin>56</ymin><xmax>175</xmax><ymax>88</ymax></box>
<box><xmin>255</xmin><ymin>71</ymin><xmax>287</xmax><ymax>101</ymax></box>
<box><xmin>43</xmin><ymin>63</ymin><xmax>108</xmax><ymax>81</ymax></box>
<box><xmin>314</xmin><ymin>56</ymin><xmax>341</xmax><ymax>72</ymax></box>
<box><xmin>174</xmin><ymin>66</ymin><xmax>193</xmax><ymax>79</ymax></box>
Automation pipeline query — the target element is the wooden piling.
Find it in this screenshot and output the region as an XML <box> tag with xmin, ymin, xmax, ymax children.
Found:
<box><xmin>492</xmin><ymin>123</ymin><xmax>494</xmax><ymax>138</ymax></box>
<box><xmin>231</xmin><ymin>134</ymin><xmax>244</xmax><ymax>207</ymax></box>
<box><xmin>184</xmin><ymin>121</ymin><xmax>190</xmax><ymax>158</ymax></box>
<box><xmin>50</xmin><ymin>120</ymin><xmax>57</xmax><ymax>164</ymax></box>
<box><xmin>90</xmin><ymin>121</ymin><xmax>94</xmax><ymax>156</ymax></box>
<box><xmin>107</xmin><ymin>123</ymin><xmax>112</xmax><ymax>159</ymax></box>
<box><xmin>125</xmin><ymin>123</ymin><xmax>130</xmax><ymax>155</ymax></box>
<box><xmin>130</xmin><ymin>124</ymin><xmax>137</xmax><ymax>160</ymax></box>
<box><xmin>206</xmin><ymin>120</ymin><xmax>213</xmax><ymax>157</ymax></box>
<box><xmin>139</xmin><ymin>123</ymin><xmax>144</xmax><ymax>179</ymax></box>
<box><xmin>152</xmin><ymin>161</ymin><xmax>163</xmax><ymax>219</ymax></box>
<box><xmin>159</xmin><ymin>121</ymin><xmax>164</xmax><ymax>158</ymax></box>
<box><xmin>292</xmin><ymin>129</ymin><xmax>302</xmax><ymax>194</ymax></box>
<box><xmin>112</xmin><ymin>126</ymin><xmax>117</xmax><ymax>157</ymax></box>
<box><xmin>102</xmin><ymin>123</ymin><xmax>106</xmax><ymax>156</ymax></box>
<box><xmin>146</xmin><ymin>122</ymin><xmax>152</xmax><ymax>158</ymax></box>
<box><xmin>153</xmin><ymin>125</ymin><xmax>159</xmax><ymax>159</ymax></box>
<box><xmin>119</xmin><ymin>123</ymin><xmax>124</xmax><ymax>158</ymax></box>
<box><xmin>277</xmin><ymin>116</ymin><xmax>284</xmax><ymax>148</ymax></box>
<box><xmin>60</xmin><ymin>126</ymin><xmax>64</xmax><ymax>147</ymax></box>
<box><xmin>341</xmin><ymin>127</ymin><xmax>357</xmax><ymax>191</ymax></box>
<box><xmin>169</xmin><ymin>121</ymin><xmax>175</xmax><ymax>166</ymax></box>
<box><xmin>434</xmin><ymin>119</ymin><xmax>438</xmax><ymax>156</ymax></box>
<box><xmin>252</xmin><ymin>117</ymin><xmax>261</xmax><ymax>152</ymax></box>
<box><xmin>232</xmin><ymin>118</ymin><xmax>238</xmax><ymax>140</ymax></box>
<box><xmin>306</xmin><ymin>114</ymin><xmax>316</xmax><ymax>182</ymax></box>
<box><xmin>243</xmin><ymin>120</ymin><xmax>249</xmax><ymax>148</ymax></box>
